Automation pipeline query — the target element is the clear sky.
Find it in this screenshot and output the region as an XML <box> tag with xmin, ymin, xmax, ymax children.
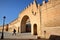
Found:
<box><xmin>0</xmin><ymin>0</ymin><xmax>48</xmax><ymax>25</ymax></box>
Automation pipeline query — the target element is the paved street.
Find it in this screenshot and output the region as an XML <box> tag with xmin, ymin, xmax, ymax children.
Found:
<box><xmin>0</xmin><ymin>32</ymin><xmax>49</xmax><ymax>40</ymax></box>
<box><xmin>0</xmin><ymin>32</ymin><xmax>37</xmax><ymax>39</ymax></box>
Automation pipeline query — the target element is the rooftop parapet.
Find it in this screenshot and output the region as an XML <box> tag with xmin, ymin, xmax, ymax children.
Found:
<box><xmin>37</xmin><ymin>0</ymin><xmax>60</xmax><ymax>11</ymax></box>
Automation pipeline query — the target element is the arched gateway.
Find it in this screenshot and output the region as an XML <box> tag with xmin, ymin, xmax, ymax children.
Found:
<box><xmin>21</xmin><ymin>15</ymin><xmax>31</xmax><ymax>33</ymax></box>
<box><xmin>18</xmin><ymin>0</ymin><xmax>41</xmax><ymax>36</ymax></box>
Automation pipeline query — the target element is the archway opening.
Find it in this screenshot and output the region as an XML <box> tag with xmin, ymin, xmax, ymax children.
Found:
<box><xmin>21</xmin><ymin>15</ymin><xmax>31</xmax><ymax>33</ymax></box>
<box><xmin>33</xmin><ymin>24</ymin><xmax>37</xmax><ymax>35</ymax></box>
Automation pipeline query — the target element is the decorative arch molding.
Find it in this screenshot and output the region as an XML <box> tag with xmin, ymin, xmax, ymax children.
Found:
<box><xmin>20</xmin><ymin>15</ymin><xmax>31</xmax><ymax>33</ymax></box>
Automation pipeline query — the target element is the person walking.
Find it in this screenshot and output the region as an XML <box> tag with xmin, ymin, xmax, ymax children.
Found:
<box><xmin>12</xmin><ymin>29</ymin><xmax>16</xmax><ymax>35</ymax></box>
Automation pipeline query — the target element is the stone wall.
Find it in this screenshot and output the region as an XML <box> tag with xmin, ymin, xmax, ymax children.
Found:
<box><xmin>0</xmin><ymin>0</ymin><xmax>60</xmax><ymax>39</ymax></box>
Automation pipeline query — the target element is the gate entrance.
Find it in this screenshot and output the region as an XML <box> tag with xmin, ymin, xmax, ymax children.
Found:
<box><xmin>33</xmin><ymin>24</ymin><xmax>37</xmax><ymax>35</ymax></box>
<box><xmin>21</xmin><ymin>15</ymin><xmax>31</xmax><ymax>33</ymax></box>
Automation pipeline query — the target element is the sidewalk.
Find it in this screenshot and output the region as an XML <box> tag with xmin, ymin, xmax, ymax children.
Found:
<box><xmin>0</xmin><ymin>32</ymin><xmax>37</xmax><ymax>39</ymax></box>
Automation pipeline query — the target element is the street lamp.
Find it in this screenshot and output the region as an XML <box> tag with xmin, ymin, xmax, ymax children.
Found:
<box><xmin>1</xmin><ymin>16</ymin><xmax>6</xmax><ymax>39</ymax></box>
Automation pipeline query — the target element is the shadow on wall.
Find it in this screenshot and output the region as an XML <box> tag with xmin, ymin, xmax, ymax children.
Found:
<box><xmin>49</xmin><ymin>35</ymin><xmax>60</xmax><ymax>40</ymax></box>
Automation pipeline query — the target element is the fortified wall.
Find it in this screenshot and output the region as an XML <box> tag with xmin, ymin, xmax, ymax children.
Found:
<box><xmin>39</xmin><ymin>0</ymin><xmax>60</xmax><ymax>38</ymax></box>
<box><xmin>0</xmin><ymin>0</ymin><xmax>60</xmax><ymax>38</ymax></box>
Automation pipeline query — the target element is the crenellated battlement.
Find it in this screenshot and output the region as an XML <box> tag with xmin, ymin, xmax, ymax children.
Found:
<box><xmin>20</xmin><ymin>0</ymin><xmax>60</xmax><ymax>14</ymax></box>
<box><xmin>22</xmin><ymin>0</ymin><xmax>37</xmax><ymax>12</ymax></box>
<box><xmin>40</xmin><ymin>0</ymin><xmax>60</xmax><ymax>11</ymax></box>
<box><xmin>23</xmin><ymin>2</ymin><xmax>33</xmax><ymax>11</ymax></box>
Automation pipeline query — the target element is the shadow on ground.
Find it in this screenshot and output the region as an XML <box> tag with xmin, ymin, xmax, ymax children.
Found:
<box><xmin>49</xmin><ymin>35</ymin><xmax>60</xmax><ymax>40</ymax></box>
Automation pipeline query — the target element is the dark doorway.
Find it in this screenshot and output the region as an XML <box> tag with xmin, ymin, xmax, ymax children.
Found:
<box><xmin>33</xmin><ymin>24</ymin><xmax>37</xmax><ymax>35</ymax></box>
<box><xmin>26</xmin><ymin>24</ymin><xmax>31</xmax><ymax>32</ymax></box>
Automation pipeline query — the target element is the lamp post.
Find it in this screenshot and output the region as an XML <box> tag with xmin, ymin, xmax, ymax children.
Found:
<box><xmin>1</xmin><ymin>16</ymin><xmax>6</xmax><ymax>39</ymax></box>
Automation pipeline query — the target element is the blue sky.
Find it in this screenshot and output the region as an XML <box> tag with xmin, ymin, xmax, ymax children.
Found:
<box><xmin>0</xmin><ymin>0</ymin><xmax>48</xmax><ymax>25</ymax></box>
